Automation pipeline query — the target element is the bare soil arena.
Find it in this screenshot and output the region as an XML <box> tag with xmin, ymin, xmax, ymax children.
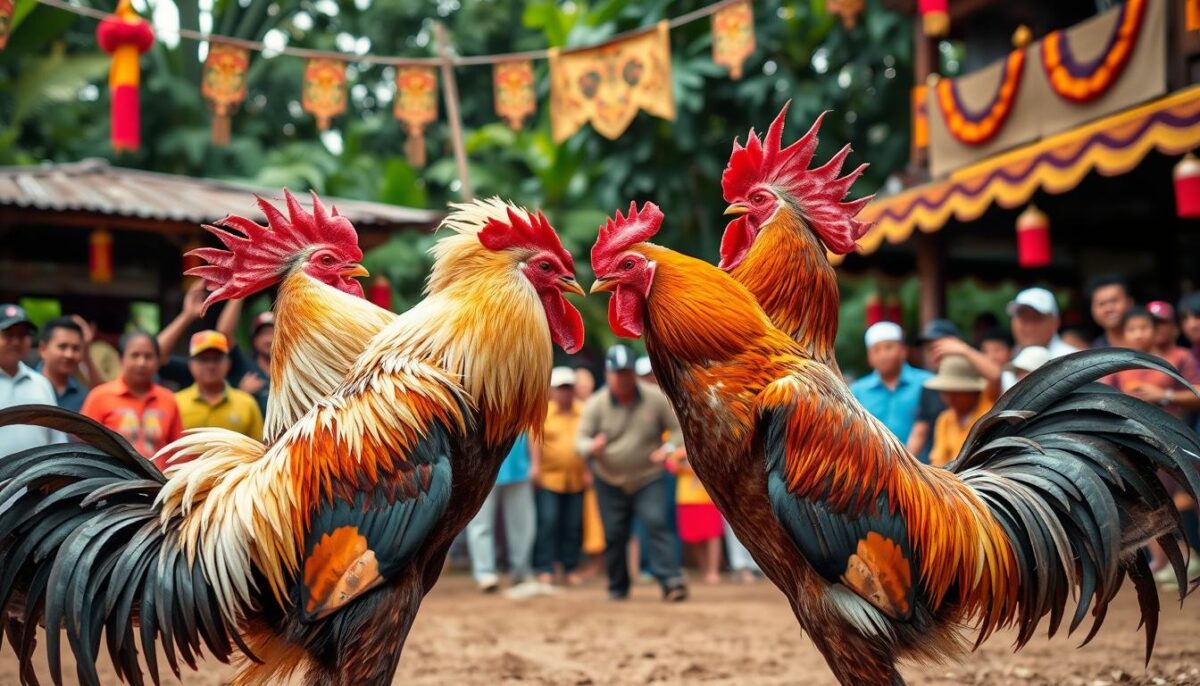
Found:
<box><xmin>3</xmin><ymin>575</ymin><xmax>1198</xmax><ymax>685</ymax></box>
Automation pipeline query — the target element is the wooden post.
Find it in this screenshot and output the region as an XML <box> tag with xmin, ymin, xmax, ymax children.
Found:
<box><xmin>915</xmin><ymin>232</ymin><xmax>944</xmax><ymax>326</ymax></box>
<box><xmin>433</xmin><ymin>22</ymin><xmax>474</xmax><ymax>201</ymax></box>
<box><xmin>910</xmin><ymin>16</ymin><xmax>938</xmax><ymax>174</ymax></box>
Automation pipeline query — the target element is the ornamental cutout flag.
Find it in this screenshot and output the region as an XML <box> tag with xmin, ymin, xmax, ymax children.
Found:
<box><xmin>493</xmin><ymin>60</ymin><xmax>536</xmax><ymax>130</ymax></box>
<box><xmin>0</xmin><ymin>0</ymin><xmax>13</xmax><ymax>51</ymax></box>
<box><xmin>712</xmin><ymin>1</ymin><xmax>755</xmax><ymax>79</ymax></box>
<box><xmin>549</xmin><ymin>21</ymin><xmax>675</xmax><ymax>143</ymax></box>
<box><xmin>394</xmin><ymin>66</ymin><xmax>438</xmax><ymax>168</ymax></box>
<box><xmin>303</xmin><ymin>58</ymin><xmax>347</xmax><ymax>130</ymax></box>
<box><xmin>202</xmin><ymin>43</ymin><xmax>250</xmax><ymax>146</ymax></box>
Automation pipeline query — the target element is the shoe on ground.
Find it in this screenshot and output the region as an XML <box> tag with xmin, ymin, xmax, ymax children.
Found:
<box><xmin>662</xmin><ymin>584</ymin><xmax>688</xmax><ymax>603</ymax></box>
<box><xmin>504</xmin><ymin>580</ymin><xmax>559</xmax><ymax>600</ymax></box>
<box><xmin>477</xmin><ymin>574</ymin><xmax>500</xmax><ymax>593</ymax></box>
<box><xmin>607</xmin><ymin>590</ymin><xmax>629</xmax><ymax>601</ymax></box>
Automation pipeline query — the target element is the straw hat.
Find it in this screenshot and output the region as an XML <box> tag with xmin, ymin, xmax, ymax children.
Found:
<box><xmin>924</xmin><ymin>355</ymin><xmax>986</xmax><ymax>392</ymax></box>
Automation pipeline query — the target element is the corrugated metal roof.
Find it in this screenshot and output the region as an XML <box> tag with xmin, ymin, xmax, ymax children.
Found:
<box><xmin>0</xmin><ymin>159</ymin><xmax>441</xmax><ymax>229</ymax></box>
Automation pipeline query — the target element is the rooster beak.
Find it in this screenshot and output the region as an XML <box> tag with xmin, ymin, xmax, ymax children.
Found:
<box><xmin>723</xmin><ymin>203</ymin><xmax>749</xmax><ymax>216</ymax></box>
<box><xmin>590</xmin><ymin>277</ymin><xmax>616</xmax><ymax>295</ymax></box>
<box><xmin>342</xmin><ymin>263</ymin><xmax>369</xmax><ymax>279</ymax></box>
<box><xmin>559</xmin><ymin>276</ymin><xmax>585</xmax><ymax>297</ymax></box>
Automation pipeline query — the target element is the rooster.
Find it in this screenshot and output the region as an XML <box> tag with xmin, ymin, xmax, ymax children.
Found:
<box><xmin>187</xmin><ymin>189</ymin><xmax>395</xmax><ymax>444</ymax></box>
<box><xmin>0</xmin><ymin>198</ymin><xmax>584</xmax><ymax>686</ymax></box>
<box><xmin>719</xmin><ymin>102</ymin><xmax>871</xmax><ymax>369</ymax></box>
<box><xmin>591</xmin><ymin>202</ymin><xmax>1200</xmax><ymax>685</ymax></box>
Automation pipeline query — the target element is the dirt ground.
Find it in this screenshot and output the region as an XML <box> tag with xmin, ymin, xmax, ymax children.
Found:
<box><xmin>4</xmin><ymin>573</ymin><xmax>1200</xmax><ymax>685</ymax></box>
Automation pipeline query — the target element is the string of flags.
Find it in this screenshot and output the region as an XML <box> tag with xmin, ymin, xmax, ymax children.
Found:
<box><xmin>10</xmin><ymin>0</ymin><xmax>777</xmax><ymax>166</ymax></box>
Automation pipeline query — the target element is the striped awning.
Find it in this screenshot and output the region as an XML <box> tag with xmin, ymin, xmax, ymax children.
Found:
<box><xmin>851</xmin><ymin>86</ymin><xmax>1200</xmax><ymax>257</ymax></box>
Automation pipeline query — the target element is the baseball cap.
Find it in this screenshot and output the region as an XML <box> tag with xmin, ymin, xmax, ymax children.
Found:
<box><xmin>189</xmin><ymin>330</ymin><xmax>230</xmax><ymax>357</ymax></box>
<box><xmin>550</xmin><ymin>366</ymin><xmax>577</xmax><ymax>387</ymax></box>
<box><xmin>635</xmin><ymin>356</ymin><xmax>652</xmax><ymax>376</ymax></box>
<box><xmin>1147</xmin><ymin>300</ymin><xmax>1176</xmax><ymax>322</ymax></box>
<box><xmin>917</xmin><ymin>318</ymin><xmax>962</xmax><ymax>343</ymax></box>
<box><xmin>605</xmin><ymin>344</ymin><xmax>638</xmax><ymax>372</ymax></box>
<box><xmin>251</xmin><ymin>311</ymin><xmax>275</xmax><ymax>335</ymax></box>
<box><xmin>1006</xmin><ymin>287</ymin><xmax>1059</xmax><ymax>317</ymax></box>
<box><xmin>0</xmin><ymin>304</ymin><xmax>36</xmax><ymax>333</ymax></box>
<box><xmin>864</xmin><ymin>321</ymin><xmax>903</xmax><ymax>348</ymax></box>
<box><xmin>1010</xmin><ymin>345</ymin><xmax>1050</xmax><ymax>373</ymax></box>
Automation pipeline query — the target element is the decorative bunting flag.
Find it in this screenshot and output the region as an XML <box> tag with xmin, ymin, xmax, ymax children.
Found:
<box><xmin>0</xmin><ymin>0</ymin><xmax>13</xmax><ymax>51</ymax></box>
<box><xmin>96</xmin><ymin>0</ymin><xmax>154</xmax><ymax>152</ymax></box>
<box><xmin>202</xmin><ymin>43</ymin><xmax>250</xmax><ymax>146</ymax></box>
<box><xmin>1190</xmin><ymin>0</ymin><xmax>1200</xmax><ymax>32</ymax></box>
<box><xmin>549</xmin><ymin>21</ymin><xmax>675</xmax><ymax>143</ymax></box>
<box><xmin>493</xmin><ymin>60</ymin><xmax>536</xmax><ymax>130</ymax></box>
<box><xmin>712</xmin><ymin>1</ymin><xmax>755</xmax><ymax>79</ymax></box>
<box><xmin>826</xmin><ymin>0</ymin><xmax>864</xmax><ymax>29</ymax></box>
<box><xmin>393</xmin><ymin>66</ymin><xmax>438</xmax><ymax>168</ymax></box>
<box><xmin>911</xmin><ymin>84</ymin><xmax>929</xmax><ymax>150</ymax></box>
<box><xmin>303</xmin><ymin>58</ymin><xmax>347</xmax><ymax>130</ymax></box>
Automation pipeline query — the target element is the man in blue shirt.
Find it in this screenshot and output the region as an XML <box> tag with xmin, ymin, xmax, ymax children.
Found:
<box><xmin>0</xmin><ymin>305</ymin><xmax>64</xmax><ymax>452</ymax></box>
<box><xmin>465</xmin><ymin>433</ymin><xmax>536</xmax><ymax>592</ymax></box>
<box><xmin>850</xmin><ymin>322</ymin><xmax>933</xmax><ymax>463</ymax></box>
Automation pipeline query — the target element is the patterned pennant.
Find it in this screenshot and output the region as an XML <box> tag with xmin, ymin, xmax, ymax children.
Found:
<box><xmin>394</xmin><ymin>65</ymin><xmax>438</xmax><ymax>168</ymax></box>
<box><xmin>0</xmin><ymin>0</ymin><xmax>13</xmax><ymax>51</ymax></box>
<box><xmin>712</xmin><ymin>1</ymin><xmax>755</xmax><ymax>80</ymax></box>
<box><xmin>826</xmin><ymin>0</ymin><xmax>864</xmax><ymax>29</ymax></box>
<box><xmin>303</xmin><ymin>58</ymin><xmax>347</xmax><ymax>130</ymax></box>
<box><xmin>202</xmin><ymin>43</ymin><xmax>250</xmax><ymax>145</ymax></box>
<box><xmin>493</xmin><ymin>60</ymin><xmax>536</xmax><ymax>130</ymax></box>
<box><xmin>549</xmin><ymin>21</ymin><xmax>675</xmax><ymax>143</ymax></box>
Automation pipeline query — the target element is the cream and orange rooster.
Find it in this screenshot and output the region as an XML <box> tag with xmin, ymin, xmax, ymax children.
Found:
<box><xmin>0</xmin><ymin>198</ymin><xmax>584</xmax><ymax>686</ymax></box>
<box><xmin>591</xmin><ymin>201</ymin><xmax>1200</xmax><ymax>685</ymax></box>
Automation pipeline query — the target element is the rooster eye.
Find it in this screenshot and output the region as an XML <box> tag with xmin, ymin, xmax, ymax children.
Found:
<box><xmin>539</xmin><ymin>261</ymin><xmax>552</xmax><ymax>271</ymax></box>
<box><xmin>320</xmin><ymin>254</ymin><xmax>335</xmax><ymax>266</ymax></box>
<box><xmin>622</xmin><ymin>259</ymin><xmax>634</xmax><ymax>270</ymax></box>
<box><xmin>751</xmin><ymin>192</ymin><xmax>769</xmax><ymax>204</ymax></box>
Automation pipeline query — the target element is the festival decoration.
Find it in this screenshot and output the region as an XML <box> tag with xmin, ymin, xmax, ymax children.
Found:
<box><xmin>1174</xmin><ymin>153</ymin><xmax>1200</xmax><ymax>218</ymax></box>
<box><xmin>826</xmin><ymin>0</ymin><xmax>863</xmax><ymax>29</ymax></box>
<box><xmin>1189</xmin><ymin>0</ymin><xmax>1200</xmax><ymax>32</ymax></box>
<box><xmin>369</xmin><ymin>276</ymin><xmax>394</xmax><ymax>311</ymax></box>
<box><xmin>865</xmin><ymin>293</ymin><xmax>883</xmax><ymax>327</ymax></box>
<box><xmin>884</xmin><ymin>295</ymin><xmax>902</xmax><ymax>324</ymax></box>
<box><xmin>89</xmin><ymin>228</ymin><xmax>113</xmax><ymax>283</ymax></box>
<box><xmin>711</xmin><ymin>1</ymin><xmax>755</xmax><ymax>79</ymax></box>
<box><xmin>550</xmin><ymin>21</ymin><xmax>675</xmax><ymax>143</ymax></box>
<box><xmin>1016</xmin><ymin>205</ymin><xmax>1051</xmax><ymax>268</ymax></box>
<box><xmin>394</xmin><ymin>66</ymin><xmax>438</xmax><ymax>167</ymax></box>
<box><xmin>1041</xmin><ymin>0</ymin><xmax>1145</xmax><ymax>104</ymax></box>
<box><xmin>918</xmin><ymin>0</ymin><xmax>949</xmax><ymax>37</ymax></box>
<box><xmin>302</xmin><ymin>58</ymin><xmax>347</xmax><ymax>130</ymax></box>
<box><xmin>202</xmin><ymin>43</ymin><xmax>250</xmax><ymax>146</ymax></box>
<box><xmin>0</xmin><ymin>0</ymin><xmax>14</xmax><ymax>51</ymax></box>
<box><xmin>911</xmin><ymin>84</ymin><xmax>929</xmax><ymax>151</ymax></box>
<box><xmin>96</xmin><ymin>0</ymin><xmax>154</xmax><ymax>152</ymax></box>
<box><xmin>493</xmin><ymin>60</ymin><xmax>536</xmax><ymax>130</ymax></box>
<box><xmin>935</xmin><ymin>48</ymin><xmax>1025</xmax><ymax>146</ymax></box>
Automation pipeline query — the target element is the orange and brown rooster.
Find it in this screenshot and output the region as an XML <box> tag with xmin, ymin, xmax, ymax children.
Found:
<box><xmin>591</xmin><ymin>202</ymin><xmax>1200</xmax><ymax>685</ymax></box>
<box><xmin>0</xmin><ymin>197</ymin><xmax>584</xmax><ymax>686</ymax></box>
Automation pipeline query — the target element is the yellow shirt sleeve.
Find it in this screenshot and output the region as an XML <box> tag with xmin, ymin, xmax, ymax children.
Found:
<box><xmin>246</xmin><ymin>396</ymin><xmax>264</xmax><ymax>442</ymax></box>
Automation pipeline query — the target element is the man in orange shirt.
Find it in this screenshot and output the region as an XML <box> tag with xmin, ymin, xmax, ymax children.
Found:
<box><xmin>532</xmin><ymin>367</ymin><xmax>588</xmax><ymax>584</ymax></box>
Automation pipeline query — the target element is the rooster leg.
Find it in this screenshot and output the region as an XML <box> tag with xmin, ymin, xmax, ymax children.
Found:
<box><xmin>801</xmin><ymin>602</ymin><xmax>905</xmax><ymax>686</ymax></box>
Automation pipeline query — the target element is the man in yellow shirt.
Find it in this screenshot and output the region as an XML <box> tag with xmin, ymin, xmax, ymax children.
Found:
<box><xmin>532</xmin><ymin>367</ymin><xmax>588</xmax><ymax>584</ymax></box>
<box><xmin>924</xmin><ymin>355</ymin><xmax>993</xmax><ymax>467</ymax></box>
<box><xmin>175</xmin><ymin>330</ymin><xmax>263</xmax><ymax>441</ymax></box>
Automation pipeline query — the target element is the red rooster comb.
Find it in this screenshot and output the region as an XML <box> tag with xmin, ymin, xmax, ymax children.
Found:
<box><xmin>592</xmin><ymin>201</ymin><xmax>664</xmax><ymax>274</ymax></box>
<box><xmin>186</xmin><ymin>189</ymin><xmax>362</xmax><ymax>312</ymax></box>
<box><xmin>478</xmin><ymin>205</ymin><xmax>574</xmax><ymax>271</ymax></box>
<box><xmin>721</xmin><ymin>101</ymin><xmax>874</xmax><ymax>254</ymax></box>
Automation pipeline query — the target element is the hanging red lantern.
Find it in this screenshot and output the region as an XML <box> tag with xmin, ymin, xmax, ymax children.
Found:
<box><xmin>90</xmin><ymin>228</ymin><xmax>113</xmax><ymax>283</ymax></box>
<box><xmin>96</xmin><ymin>0</ymin><xmax>154</xmax><ymax>152</ymax></box>
<box><xmin>1016</xmin><ymin>205</ymin><xmax>1051</xmax><ymax>268</ymax></box>
<box><xmin>369</xmin><ymin>276</ymin><xmax>393</xmax><ymax>311</ymax></box>
<box><xmin>918</xmin><ymin>0</ymin><xmax>949</xmax><ymax>37</ymax></box>
<box><xmin>884</xmin><ymin>295</ymin><xmax>903</xmax><ymax>324</ymax></box>
<box><xmin>1174</xmin><ymin>153</ymin><xmax>1200</xmax><ymax>218</ymax></box>
<box><xmin>865</xmin><ymin>293</ymin><xmax>884</xmax><ymax>327</ymax></box>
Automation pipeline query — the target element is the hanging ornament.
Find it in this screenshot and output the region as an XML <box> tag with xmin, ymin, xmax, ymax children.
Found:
<box><xmin>89</xmin><ymin>229</ymin><xmax>113</xmax><ymax>284</ymax></box>
<box><xmin>493</xmin><ymin>60</ymin><xmax>536</xmax><ymax>130</ymax></box>
<box><xmin>96</xmin><ymin>0</ymin><xmax>154</xmax><ymax>152</ymax></box>
<box><xmin>918</xmin><ymin>0</ymin><xmax>949</xmax><ymax>37</ymax></box>
<box><xmin>1189</xmin><ymin>0</ymin><xmax>1200</xmax><ymax>32</ymax></box>
<box><xmin>302</xmin><ymin>58</ymin><xmax>347</xmax><ymax>130</ymax></box>
<box><xmin>826</xmin><ymin>0</ymin><xmax>864</xmax><ymax>30</ymax></box>
<box><xmin>1174</xmin><ymin>153</ymin><xmax>1200</xmax><ymax>218</ymax></box>
<box><xmin>393</xmin><ymin>66</ymin><xmax>438</xmax><ymax>168</ymax></box>
<box><xmin>0</xmin><ymin>0</ymin><xmax>14</xmax><ymax>51</ymax></box>
<box><xmin>369</xmin><ymin>276</ymin><xmax>393</xmax><ymax>311</ymax></box>
<box><xmin>202</xmin><ymin>43</ymin><xmax>250</xmax><ymax>146</ymax></box>
<box><xmin>865</xmin><ymin>293</ymin><xmax>884</xmax><ymax>327</ymax></box>
<box><xmin>1016</xmin><ymin>205</ymin><xmax>1051</xmax><ymax>268</ymax></box>
<box><xmin>884</xmin><ymin>295</ymin><xmax>903</xmax><ymax>324</ymax></box>
<box><xmin>711</xmin><ymin>1</ymin><xmax>755</xmax><ymax>79</ymax></box>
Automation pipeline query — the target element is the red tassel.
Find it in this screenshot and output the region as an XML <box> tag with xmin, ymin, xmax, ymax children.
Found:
<box><xmin>110</xmin><ymin>85</ymin><xmax>140</xmax><ymax>152</ymax></box>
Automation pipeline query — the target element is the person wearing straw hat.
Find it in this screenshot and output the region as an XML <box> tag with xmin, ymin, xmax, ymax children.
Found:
<box><xmin>924</xmin><ymin>355</ymin><xmax>994</xmax><ymax>467</ymax></box>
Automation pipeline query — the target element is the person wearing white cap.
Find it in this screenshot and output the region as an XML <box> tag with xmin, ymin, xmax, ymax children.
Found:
<box><xmin>1002</xmin><ymin>287</ymin><xmax>1079</xmax><ymax>391</ymax></box>
<box><xmin>850</xmin><ymin>322</ymin><xmax>934</xmax><ymax>463</ymax></box>
<box><xmin>1008</xmin><ymin>345</ymin><xmax>1050</xmax><ymax>383</ymax></box>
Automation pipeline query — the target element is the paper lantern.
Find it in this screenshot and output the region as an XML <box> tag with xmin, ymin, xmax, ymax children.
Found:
<box><xmin>885</xmin><ymin>295</ymin><xmax>903</xmax><ymax>324</ymax></box>
<box><xmin>96</xmin><ymin>0</ymin><xmax>154</xmax><ymax>152</ymax></box>
<box><xmin>1016</xmin><ymin>205</ymin><xmax>1051</xmax><ymax>268</ymax></box>
<box><xmin>918</xmin><ymin>0</ymin><xmax>949</xmax><ymax>37</ymax></box>
<box><xmin>865</xmin><ymin>293</ymin><xmax>884</xmax><ymax>326</ymax></box>
<box><xmin>1174</xmin><ymin>153</ymin><xmax>1200</xmax><ymax>218</ymax></box>
<box><xmin>90</xmin><ymin>229</ymin><xmax>113</xmax><ymax>283</ymax></box>
<box><xmin>369</xmin><ymin>276</ymin><xmax>393</xmax><ymax>311</ymax></box>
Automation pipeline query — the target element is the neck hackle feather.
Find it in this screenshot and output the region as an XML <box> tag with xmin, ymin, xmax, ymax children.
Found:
<box><xmin>721</xmin><ymin>101</ymin><xmax>874</xmax><ymax>255</ymax></box>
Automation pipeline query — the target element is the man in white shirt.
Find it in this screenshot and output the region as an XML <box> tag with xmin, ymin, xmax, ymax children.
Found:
<box><xmin>0</xmin><ymin>304</ymin><xmax>64</xmax><ymax>453</ymax></box>
<box><xmin>1001</xmin><ymin>288</ymin><xmax>1080</xmax><ymax>391</ymax></box>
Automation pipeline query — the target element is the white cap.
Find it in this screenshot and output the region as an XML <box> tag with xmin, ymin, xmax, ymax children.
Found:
<box><xmin>1006</xmin><ymin>287</ymin><xmax>1059</xmax><ymax>317</ymax></box>
<box><xmin>1010</xmin><ymin>346</ymin><xmax>1051</xmax><ymax>373</ymax></box>
<box><xmin>864</xmin><ymin>321</ymin><xmax>904</xmax><ymax>348</ymax></box>
<box><xmin>635</xmin><ymin>356</ymin><xmax>652</xmax><ymax>377</ymax></box>
<box><xmin>550</xmin><ymin>366</ymin><xmax>577</xmax><ymax>387</ymax></box>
